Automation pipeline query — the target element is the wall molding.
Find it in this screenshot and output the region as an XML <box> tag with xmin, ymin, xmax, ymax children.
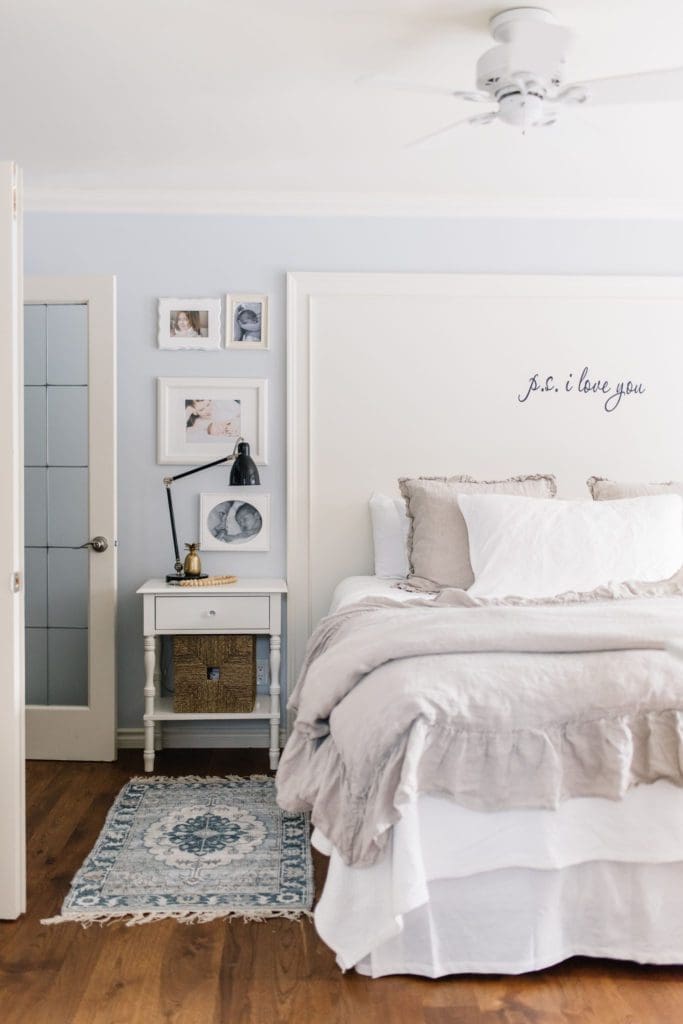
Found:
<box><xmin>287</xmin><ymin>270</ymin><xmax>683</xmax><ymax>691</ymax></box>
<box><xmin>117</xmin><ymin>725</ymin><xmax>287</xmax><ymax>750</ymax></box>
<box><xmin>23</xmin><ymin>186</ymin><xmax>683</xmax><ymax>220</ymax></box>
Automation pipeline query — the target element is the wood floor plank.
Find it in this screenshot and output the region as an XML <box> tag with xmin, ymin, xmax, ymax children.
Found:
<box><xmin>2</xmin><ymin>752</ymin><xmax>683</xmax><ymax>1024</ymax></box>
<box><xmin>70</xmin><ymin>921</ymin><xmax>178</xmax><ymax>1024</ymax></box>
<box><xmin>156</xmin><ymin>921</ymin><xmax>225</xmax><ymax>1024</ymax></box>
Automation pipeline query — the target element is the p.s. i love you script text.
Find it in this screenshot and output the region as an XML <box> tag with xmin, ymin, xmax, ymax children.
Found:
<box><xmin>517</xmin><ymin>366</ymin><xmax>646</xmax><ymax>413</ymax></box>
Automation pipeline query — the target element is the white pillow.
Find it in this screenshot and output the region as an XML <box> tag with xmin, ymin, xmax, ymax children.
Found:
<box><xmin>459</xmin><ymin>493</ymin><xmax>683</xmax><ymax>600</ymax></box>
<box><xmin>369</xmin><ymin>493</ymin><xmax>410</xmax><ymax>578</ymax></box>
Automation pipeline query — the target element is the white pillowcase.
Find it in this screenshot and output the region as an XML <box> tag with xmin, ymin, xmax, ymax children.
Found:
<box><xmin>369</xmin><ymin>492</ymin><xmax>410</xmax><ymax>578</ymax></box>
<box><xmin>459</xmin><ymin>493</ymin><xmax>683</xmax><ymax>600</ymax></box>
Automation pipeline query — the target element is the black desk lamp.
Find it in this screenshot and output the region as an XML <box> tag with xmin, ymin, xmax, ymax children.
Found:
<box><xmin>163</xmin><ymin>437</ymin><xmax>260</xmax><ymax>583</ymax></box>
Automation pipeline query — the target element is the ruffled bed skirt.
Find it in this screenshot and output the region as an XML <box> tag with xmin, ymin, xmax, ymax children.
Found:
<box><xmin>313</xmin><ymin>785</ymin><xmax>683</xmax><ymax>976</ymax></box>
<box><xmin>353</xmin><ymin>863</ymin><xmax>683</xmax><ymax>977</ymax></box>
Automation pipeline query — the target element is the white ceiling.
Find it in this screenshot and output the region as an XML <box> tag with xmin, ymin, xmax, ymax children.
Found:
<box><xmin>5</xmin><ymin>0</ymin><xmax>683</xmax><ymax>213</ymax></box>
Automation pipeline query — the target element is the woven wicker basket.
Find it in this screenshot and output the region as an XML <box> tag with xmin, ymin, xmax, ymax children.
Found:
<box><xmin>172</xmin><ymin>635</ymin><xmax>256</xmax><ymax>713</ymax></box>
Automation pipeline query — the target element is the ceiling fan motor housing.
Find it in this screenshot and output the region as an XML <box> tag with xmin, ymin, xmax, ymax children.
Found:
<box><xmin>488</xmin><ymin>6</ymin><xmax>557</xmax><ymax>43</ymax></box>
<box><xmin>476</xmin><ymin>7</ymin><xmax>565</xmax><ymax>95</ymax></box>
<box><xmin>475</xmin><ymin>46</ymin><xmax>561</xmax><ymax>92</ymax></box>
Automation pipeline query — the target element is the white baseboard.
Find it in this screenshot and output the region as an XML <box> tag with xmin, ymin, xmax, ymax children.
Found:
<box><xmin>117</xmin><ymin>724</ymin><xmax>287</xmax><ymax>750</ymax></box>
<box><xmin>117</xmin><ymin>729</ymin><xmax>146</xmax><ymax>749</ymax></box>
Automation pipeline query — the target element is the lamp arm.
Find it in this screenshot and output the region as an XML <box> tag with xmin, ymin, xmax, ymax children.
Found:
<box><xmin>164</xmin><ymin>482</ymin><xmax>182</xmax><ymax>573</ymax></box>
<box><xmin>162</xmin><ymin>437</ymin><xmax>243</xmax><ymax>577</ymax></box>
<box><xmin>166</xmin><ymin>437</ymin><xmax>243</xmax><ymax>484</ymax></box>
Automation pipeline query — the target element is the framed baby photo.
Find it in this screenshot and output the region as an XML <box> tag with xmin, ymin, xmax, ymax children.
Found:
<box><xmin>226</xmin><ymin>293</ymin><xmax>269</xmax><ymax>350</ymax></box>
<box><xmin>158</xmin><ymin>298</ymin><xmax>222</xmax><ymax>350</ymax></box>
<box><xmin>157</xmin><ymin>377</ymin><xmax>268</xmax><ymax>465</ymax></box>
<box><xmin>200</xmin><ymin>491</ymin><xmax>271</xmax><ymax>552</ymax></box>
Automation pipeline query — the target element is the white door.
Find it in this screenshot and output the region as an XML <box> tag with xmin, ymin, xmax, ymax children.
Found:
<box><xmin>0</xmin><ymin>162</ymin><xmax>26</xmax><ymax>919</ymax></box>
<box><xmin>24</xmin><ymin>276</ymin><xmax>117</xmax><ymax>761</ymax></box>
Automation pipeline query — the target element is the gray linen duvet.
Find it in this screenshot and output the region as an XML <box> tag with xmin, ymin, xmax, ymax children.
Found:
<box><xmin>276</xmin><ymin>589</ymin><xmax>683</xmax><ymax>867</ymax></box>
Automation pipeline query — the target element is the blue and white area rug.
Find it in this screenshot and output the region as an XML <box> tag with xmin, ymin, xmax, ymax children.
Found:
<box><xmin>43</xmin><ymin>775</ymin><xmax>313</xmax><ymax>926</ymax></box>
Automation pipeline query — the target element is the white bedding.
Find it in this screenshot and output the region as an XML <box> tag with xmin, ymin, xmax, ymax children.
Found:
<box><xmin>328</xmin><ymin>575</ymin><xmax>433</xmax><ymax>613</ymax></box>
<box><xmin>311</xmin><ymin>576</ymin><xmax>683</xmax><ymax>976</ymax></box>
<box><xmin>279</xmin><ymin>591</ymin><xmax>683</xmax><ymax>867</ymax></box>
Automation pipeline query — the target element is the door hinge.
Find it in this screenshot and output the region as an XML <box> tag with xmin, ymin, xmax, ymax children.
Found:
<box><xmin>12</xmin><ymin>571</ymin><xmax>21</xmax><ymax>593</ymax></box>
<box><xmin>11</xmin><ymin>185</ymin><xmax>17</xmax><ymax>219</ymax></box>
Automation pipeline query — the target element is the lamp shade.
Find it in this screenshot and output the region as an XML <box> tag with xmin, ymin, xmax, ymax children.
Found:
<box><xmin>229</xmin><ymin>441</ymin><xmax>260</xmax><ymax>485</ymax></box>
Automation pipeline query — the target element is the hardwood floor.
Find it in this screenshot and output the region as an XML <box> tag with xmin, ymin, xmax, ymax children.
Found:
<box><xmin>1</xmin><ymin>751</ymin><xmax>682</xmax><ymax>1024</ymax></box>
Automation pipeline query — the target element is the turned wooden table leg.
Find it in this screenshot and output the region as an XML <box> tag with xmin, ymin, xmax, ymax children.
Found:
<box><xmin>143</xmin><ymin>635</ymin><xmax>156</xmax><ymax>772</ymax></box>
<box><xmin>153</xmin><ymin>636</ymin><xmax>163</xmax><ymax>751</ymax></box>
<box><xmin>269</xmin><ymin>634</ymin><xmax>281</xmax><ymax>771</ymax></box>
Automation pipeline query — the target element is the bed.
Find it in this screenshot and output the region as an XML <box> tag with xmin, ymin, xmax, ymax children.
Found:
<box><xmin>283</xmin><ymin>272</ymin><xmax>683</xmax><ymax>977</ymax></box>
<box><xmin>280</xmin><ymin>574</ymin><xmax>683</xmax><ymax>977</ymax></box>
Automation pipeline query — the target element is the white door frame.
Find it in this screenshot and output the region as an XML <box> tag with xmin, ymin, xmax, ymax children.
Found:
<box><xmin>25</xmin><ymin>275</ymin><xmax>117</xmax><ymax>761</ymax></box>
<box><xmin>0</xmin><ymin>162</ymin><xmax>25</xmax><ymax>919</ymax></box>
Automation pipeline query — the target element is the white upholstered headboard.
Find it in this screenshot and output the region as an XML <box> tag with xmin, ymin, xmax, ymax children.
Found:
<box><xmin>286</xmin><ymin>271</ymin><xmax>683</xmax><ymax>690</ymax></box>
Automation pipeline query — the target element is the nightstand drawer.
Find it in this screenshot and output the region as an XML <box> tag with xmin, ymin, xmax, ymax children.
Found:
<box><xmin>155</xmin><ymin>595</ymin><xmax>270</xmax><ymax>631</ymax></box>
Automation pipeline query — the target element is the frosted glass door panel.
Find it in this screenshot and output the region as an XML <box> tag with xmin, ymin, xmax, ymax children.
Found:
<box><xmin>47</xmin><ymin>549</ymin><xmax>88</xmax><ymax>628</ymax></box>
<box><xmin>48</xmin><ymin>468</ymin><xmax>88</xmax><ymax>546</ymax></box>
<box><xmin>24</xmin><ymin>388</ymin><xmax>47</xmax><ymax>465</ymax></box>
<box><xmin>24</xmin><ymin>305</ymin><xmax>47</xmax><ymax>385</ymax></box>
<box><xmin>25</xmin><ymin>548</ymin><xmax>47</xmax><ymax>627</ymax></box>
<box><xmin>47</xmin><ymin>387</ymin><xmax>88</xmax><ymax>466</ymax></box>
<box><xmin>25</xmin><ymin>630</ymin><xmax>48</xmax><ymax>705</ymax></box>
<box><xmin>48</xmin><ymin>630</ymin><xmax>88</xmax><ymax>706</ymax></box>
<box><xmin>46</xmin><ymin>305</ymin><xmax>88</xmax><ymax>385</ymax></box>
<box><xmin>24</xmin><ymin>468</ymin><xmax>47</xmax><ymax>545</ymax></box>
<box><xmin>24</xmin><ymin>303</ymin><xmax>89</xmax><ymax>707</ymax></box>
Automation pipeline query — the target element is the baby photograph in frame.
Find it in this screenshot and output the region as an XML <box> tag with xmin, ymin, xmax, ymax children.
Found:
<box><xmin>157</xmin><ymin>377</ymin><xmax>268</xmax><ymax>465</ymax></box>
<box><xmin>227</xmin><ymin>294</ymin><xmax>268</xmax><ymax>350</ymax></box>
<box><xmin>200</xmin><ymin>491</ymin><xmax>271</xmax><ymax>552</ymax></box>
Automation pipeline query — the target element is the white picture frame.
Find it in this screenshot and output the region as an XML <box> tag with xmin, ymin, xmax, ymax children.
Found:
<box><xmin>157</xmin><ymin>377</ymin><xmax>268</xmax><ymax>465</ymax></box>
<box><xmin>226</xmin><ymin>293</ymin><xmax>269</xmax><ymax>350</ymax></box>
<box><xmin>158</xmin><ymin>298</ymin><xmax>222</xmax><ymax>350</ymax></box>
<box><xmin>200</xmin><ymin>490</ymin><xmax>271</xmax><ymax>552</ymax></box>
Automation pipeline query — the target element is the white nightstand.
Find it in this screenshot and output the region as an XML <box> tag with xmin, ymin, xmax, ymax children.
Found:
<box><xmin>136</xmin><ymin>578</ymin><xmax>287</xmax><ymax>773</ymax></box>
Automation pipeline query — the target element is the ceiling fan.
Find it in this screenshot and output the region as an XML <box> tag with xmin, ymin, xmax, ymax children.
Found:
<box><xmin>367</xmin><ymin>6</ymin><xmax>683</xmax><ymax>141</ymax></box>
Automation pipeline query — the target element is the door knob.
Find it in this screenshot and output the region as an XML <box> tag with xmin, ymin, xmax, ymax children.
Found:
<box><xmin>80</xmin><ymin>536</ymin><xmax>109</xmax><ymax>553</ymax></box>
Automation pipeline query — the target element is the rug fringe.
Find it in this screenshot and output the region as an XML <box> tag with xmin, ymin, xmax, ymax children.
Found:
<box><xmin>42</xmin><ymin>907</ymin><xmax>314</xmax><ymax>928</ymax></box>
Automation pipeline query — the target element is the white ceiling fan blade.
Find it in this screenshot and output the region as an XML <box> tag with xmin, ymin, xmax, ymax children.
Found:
<box><xmin>572</xmin><ymin>66</ymin><xmax>683</xmax><ymax>106</ymax></box>
<box><xmin>468</xmin><ymin>112</ymin><xmax>498</xmax><ymax>126</ymax></box>
<box><xmin>505</xmin><ymin>22</ymin><xmax>574</xmax><ymax>79</ymax></box>
<box><xmin>405</xmin><ymin>112</ymin><xmax>497</xmax><ymax>148</ymax></box>
<box><xmin>451</xmin><ymin>90</ymin><xmax>496</xmax><ymax>103</ymax></box>
<box><xmin>357</xmin><ymin>73</ymin><xmax>488</xmax><ymax>101</ymax></box>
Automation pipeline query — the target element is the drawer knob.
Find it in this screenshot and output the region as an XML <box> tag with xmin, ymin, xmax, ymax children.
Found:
<box><xmin>208</xmin><ymin>609</ymin><xmax>216</xmax><ymax>616</ymax></box>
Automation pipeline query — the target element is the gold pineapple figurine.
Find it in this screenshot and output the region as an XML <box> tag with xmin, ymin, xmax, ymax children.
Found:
<box><xmin>183</xmin><ymin>543</ymin><xmax>202</xmax><ymax>578</ymax></box>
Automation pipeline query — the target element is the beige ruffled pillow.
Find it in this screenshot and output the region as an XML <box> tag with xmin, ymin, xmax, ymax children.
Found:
<box><xmin>588</xmin><ymin>477</ymin><xmax>683</xmax><ymax>501</ymax></box>
<box><xmin>398</xmin><ymin>474</ymin><xmax>557</xmax><ymax>590</ymax></box>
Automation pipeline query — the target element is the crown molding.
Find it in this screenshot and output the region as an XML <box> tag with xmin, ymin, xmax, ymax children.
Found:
<box><xmin>22</xmin><ymin>186</ymin><xmax>683</xmax><ymax>219</ymax></box>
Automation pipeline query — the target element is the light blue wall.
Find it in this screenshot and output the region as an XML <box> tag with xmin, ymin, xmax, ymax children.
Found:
<box><xmin>24</xmin><ymin>212</ymin><xmax>683</xmax><ymax>727</ymax></box>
